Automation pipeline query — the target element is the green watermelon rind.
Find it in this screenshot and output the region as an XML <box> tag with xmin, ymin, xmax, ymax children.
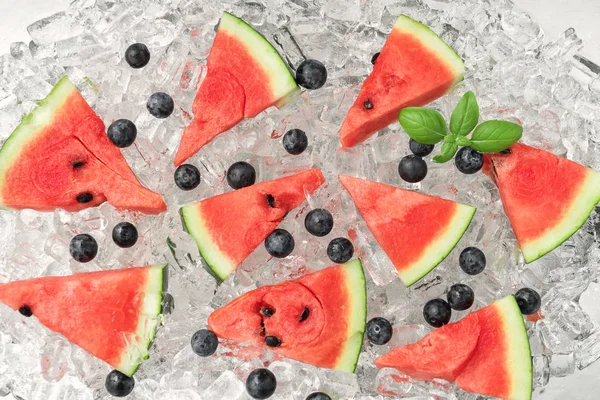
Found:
<box><xmin>0</xmin><ymin>76</ymin><xmax>76</xmax><ymax>207</ymax></box>
<box><xmin>521</xmin><ymin>169</ymin><xmax>600</xmax><ymax>263</ymax></box>
<box><xmin>336</xmin><ymin>258</ymin><xmax>367</xmax><ymax>373</ymax></box>
<box><xmin>394</xmin><ymin>14</ymin><xmax>465</xmax><ymax>87</ymax></box>
<box><xmin>180</xmin><ymin>205</ymin><xmax>235</xmax><ymax>281</ymax></box>
<box><xmin>401</xmin><ymin>204</ymin><xmax>476</xmax><ymax>287</ymax></box>
<box><xmin>220</xmin><ymin>11</ymin><xmax>299</xmax><ymax>110</ymax></box>
<box><xmin>117</xmin><ymin>264</ymin><xmax>166</xmax><ymax>377</ymax></box>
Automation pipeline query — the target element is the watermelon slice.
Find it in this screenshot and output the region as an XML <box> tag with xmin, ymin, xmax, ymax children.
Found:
<box><xmin>0</xmin><ymin>265</ymin><xmax>165</xmax><ymax>376</ymax></box>
<box><xmin>483</xmin><ymin>143</ymin><xmax>600</xmax><ymax>263</ymax></box>
<box><xmin>339</xmin><ymin>14</ymin><xmax>464</xmax><ymax>147</ymax></box>
<box><xmin>376</xmin><ymin>295</ymin><xmax>532</xmax><ymax>400</ymax></box>
<box><xmin>0</xmin><ymin>77</ymin><xmax>166</xmax><ymax>214</ymax></box>
<box><xmin>339</xmin><ymin>175</ymin><xmax>475</xmax><ymax>286</ymax></box>
<box><xmin>174</xmin><ymin>12</ymin><xmax>299</xmax><ymax>165</ymax></box>
<box><xmin>181</xmin><ymin>169</ymin><xmax>325</xmax><ymax>280</ymax></box>
<box><xmin>208</xmin><ymin>259</ymin><xmax>366</xmax><ymax>373</ymax></box>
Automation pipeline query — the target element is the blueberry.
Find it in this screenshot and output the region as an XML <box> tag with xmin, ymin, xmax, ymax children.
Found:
<box><xmin>227</xmin><ymin>161</ymin><xmax>256</xmax><ymax>190</ymax></box>
<box><xmin>265</xmin><ymin>335</ymin><xmax>281</xmax><ymax>347</ymax></box>
<box><xmin>125</xmin><ymin>43</ymin><xmax>150</xmax><ymax>69</ymax></box>
<box><xmin>515</xmin><ymin>288</ymin><xmax>541</xmax><ymax>315</ymax></box>
<box><xmin>70</xmin><ymin>234</ymin><xmax>98</xmax><ymax>263</ymax></box>
<box><xmin>423</xmin><ymin>299</ymin><xmax>452</xmax><ymax>328</ymax></box>
<box><xmin>283</xmin><ymin>129</ymin><xmax>308</xmax><ymax>155</ymax></box>
<box><xmin>107</xmin><ymin>119</ymin><xmax>137</xmax><ymax>148</ymax></box>
<box><xmin>304</xmin><ymin>209</ymin><xmax>333</xmax><ymax>237</ymax></box>
<box><xmin>265</xmin><ymin>229</ymin><xmax>294</xmax><ymax>258</ymax></box>
<box><xmin>191</xmin><ymin>329</ymin><xmax>219</xmax><ymax>357</ymax></box>
<box><xmin>174</xmin><ymin>164</ymin><xmax>201</xmax><ymax>191</ymax></box>
<box><xmin>296</xmin><ymin>59</ymin><xmax>327</xmax><ymax>90</ymax></box>
<box><xmin>76</xmin><ymin>193</ymin><xmax>94</xmax><ymax>203</ymax></box>
<box><xmin>112</xmin><ymin>222</ymin><xmax>138</xmax><ymax>248</ymax></box>
<box><xmin>409</xmin><ymin>139</ymin><xmax>434</xmax><ymax>157</ymax></box>
<box><xmin>455</xmin><ymin>146</ymin><xmax>483</xmax><ymax>174</ymax></box>
<box><xmin>147</xmin><ymin>92</ymin><xmax>174</xmax><ymax>118</ymax></box>
<box><xmin>366</xmin><ymin>317</ymin><xmax>393</xmax><ymax>345</ymax></box>
<box><xmin>105</xmin><ymin>370</ymin><xmax>135</xmax><ymax>397</ymax></box>
<box><xmin>19</xmin><ymin>305</ymin><xmax>32</xmax><ymax>317</ymax></box>
<box><xmin>447</xmin><ymin>284</ymin><xmax>475</xmax><ymax>311</ymax></box>
<box><xmin>327</xmin><ymin>237</ymin><xmax>354</xmax><ymax>264</ymax></box>
<box><xmin>306</xmin><ymin>393</ymin><xmax>332</xmax><ymax>400</ymax></box>
<box><xmin>371</xmin><ymin>52</ymin><xmax>380</xmax><ymax>65</ymax></box>
<box><xmin>398</xmin><ymin>155</ymin><xmax>427</xmax><ymax>183</ymax></box>
<box><xmin>246</xmin><ymin>368</ymin><xmax>277</xmax><ymax>399</ymax></box>
<box><xmin>459</xmin><ymin>247</ymin><xmax>486</xmax><ymax>275</ymax></box>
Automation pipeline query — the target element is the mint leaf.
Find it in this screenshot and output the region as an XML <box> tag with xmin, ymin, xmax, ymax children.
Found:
<box><xmin>470</xmin><ymin>120</ymin><xmax>523</xmax><ymax>153</ymax></box>
<box><xmin>399</xmin><ymin>108</ymin><xmax>447</xmax><ymax>145</ymax></box>
<box><xmin>456</xmin><ymin>136</ymin><xmax>473</xmax><ymax>147</ymax></box>
<box><xmin>433</xmin><ymin>141</ymin><xmax>458</xmax><ymax>163</ymax></box>
<box><xmin>450</xmin><ymin>91</ymin><xmax>479</xmax><ymax>136</ymax></box>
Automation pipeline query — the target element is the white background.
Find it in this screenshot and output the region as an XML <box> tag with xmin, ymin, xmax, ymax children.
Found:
<box><xmin>0</xmin><ymin>0</ymin><xmax>598</xmax><ymax>399</ymax></box>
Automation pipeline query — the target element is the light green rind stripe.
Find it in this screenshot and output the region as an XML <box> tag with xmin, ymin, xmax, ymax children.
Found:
<box><xmin>0</xmin><ymin>76</ymin><xmax>75</xmax><ymax>203</ymax></box>
<box><xmin>394</xmin><ymin>14</ymin><xmax>465</xmax><ymax>87</ymax></box>
<box><xmin>400</xmin><ymin>204</ymin><xmax>476</xmax><ymax>287</ymax></box>
<box><xmin>117</xmin><ymin>264</ymin><xmax>166</xmax><ymax>377</ymax></box>
<box><xmin>336</xmin><ymin>259</ymin><xmax>367</xmax><ymax>373</ymax></box>
<box><xmin>220</xmin><ymin>12</ymin><xmax>299</xmax><ymax>107</ymax></box>
<box><xmin>497</xmin><ymin>295</ymin><xmax>533</xmax><ymax>400</ymax></box>
<box><xmin>180</xmin><ymin>204</ymin><xmax>236</xmax><ymax>281</ymax></box>
<box><xmin>522</xmin><ymin>169</ymin><xmax>600</xmax><ymax>263</ymax></box>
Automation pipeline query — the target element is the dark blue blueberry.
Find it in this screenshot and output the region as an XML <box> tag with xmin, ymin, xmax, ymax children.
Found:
<box><xmin>191</xmin><ymin>329</ymin><xmax>219</xmax><ymax>357</ymax></box>
<box><xmin>264</xmin><ymin>336</ymin><xmax>281</xmax><ymax>347</ymax></box>
<box><xmin>69</xmin><ymin>234</ymin><xmax>98</xmax><ymax>263</ymax></box>
<box><xmin>447</xmin><ymin>284</ymin><xmax>475</xmax><ymax>311</ymax></box>
<box><xmin>174</xmin><ymin>164</ymin><xmax>201</xmax><ymax>191</ymax></box>
<box><xmin>423</xmin><ymin>299</ymin><xmax>452</xmax><ymax>328</ymax></box>
<box><xmin>227</xmin><ymin>161</ymin><xmax>256</xmax><ymax>190</ymax></box>
<box><xmin>19</xmin><ymin>305</ymin><xmax>32</xmax><ymax>317</ymax></box>
<box><xmin>147</xmin><ymin>92</ymin><xmax>174</xmax><ymax>118</ymax></box>
<box><xmin>366</xmin><ymin>317</ymin><xmax>393</xmax><ymax>345</ymax></box>
<box><xmin>515</xmin><ymin>288</ymin><xmax>541</xmax><ymax>315</ymax></box>
<box><xmin>283</xmin><ymin>129</ymin><xmax>308</xmax><ymax>155</ymax></box>
<box><xmin>306</xmin><ymin>393</ymin><xmax>332</xmax><ymax>400</ymax></box>
<box><xmin>76</xmin><ymin>193</ymin><xmax>93</xmax><ymax>203</ymax></box>
<box><xmin>112</xmin><ymin>222</ymin><xmax>138</xmax><ymax>248</ymax></box>
<box><xmin>398</xmin><ymin>155</ymin><xmax>427</xmax><ymax>183</ymax></box>
<box><xmin>455</xmin><ymin>146</ymin><xmax>484</xmax><ymax>174</ymax></box>
<box><xmin>304</xmin><ymin>209</ymin><xmax>333</xmax><ymax>237</ymax></box>
<box><xmin>296</xmin><ymin>59</ymin><xmax>327</xmax><ymax>90</ymax></box>
<box><xmin>327</xmin><ymin>237</ymin><xmax>354</xmax><ymax>264</ymax></box>
<box><xmin>125</xmin><ymin>43</ymin><xmax>150</xmax><ymax>69</ymax></box>
<box><xmin>371</xmin><ymin>52</ymin><xmax>380</xmax><ymax>65</ymax></box>
<box><xmin>105</xmin><ymin>370</ymin><xmax>135</xmax><ymax>397</ymax></box>
<box><xmin>246</xmin><ymin>368</ymin><xmax>277</xmax><ymax>399</ymax></box>
<box><xmin>264</xmin><ymin>229</ymin><xmax>294</xmax><ymax>258</ymax></box>
<box><xmin>107</xmin><ymin>119</ymin><xmax>137</xmax><ymax>148</ymax></box>
<box><xmin>409</xmin><ymin>139</ymin><xmax>434</xmax><ymax>157</ymax></box>
<box><xmin>459</xmin><ymin>247</ymin><xmax>486</xmax><ymax>275</ymax></box>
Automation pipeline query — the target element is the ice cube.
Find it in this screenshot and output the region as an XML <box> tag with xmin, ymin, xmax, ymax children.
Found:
<box><xmin>201</xmin><ymin>370</ymin><xmax>245</xmax><ymax>400</ymax></box>
<box><xmin>27</xmin><ymin>12</ymin><xmax>84</xmax><ymax>46</ymax></box>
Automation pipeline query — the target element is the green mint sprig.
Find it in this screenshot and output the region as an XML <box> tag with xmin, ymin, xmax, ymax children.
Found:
<box><xmin>398</xmin><ymin>91</ymin><xmax>523</xmax><ymax>163</ymax></box>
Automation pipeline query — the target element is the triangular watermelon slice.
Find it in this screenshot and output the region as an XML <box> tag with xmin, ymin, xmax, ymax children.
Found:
<box><xmin>0</xmin><ymin>77</ymin><xmax>166</xmax><ymax>214</ymax></box>
<box><xmin>340</xmin><ymin>14</ymin><xmax>464</xmax><ymax>147</ymax></box>
<box><xmin>0</xmin><ymin>265</ymin><xmax>165</xmax><ymax>376</ymax></box>
<box><xmin>174</xmin><ymin>12</ymin><xmax>299</xmax><ymax>165</ymax></box>
<box><xmin>483</xmin><ymin>143</ymin><xmax>600</xmax><ymax>263</ymax></box>
<box><xmin>339</xmin><ymin>175</ymin><xmax>475</xmax><ymax>286</ymax></box>
<box><xmin>181</xmin><ymin>169</ymin><xmax>325</xmax><ymax>280</ymax></box>
<box><xmin>208</xmin><ymin>259</ymin><xmax>366</xmax><ymax>373</ymax></box>
<box><xmin>375</xmin><ymin>296</ymin><xmax>532</xmax><ymax>400</ymax></box>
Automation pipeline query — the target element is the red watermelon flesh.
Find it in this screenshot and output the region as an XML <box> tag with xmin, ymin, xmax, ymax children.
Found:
<box><xmin>181</xmin><ymin>169</ymin><xmax>325</xmax><ymax>280</ymax></box>
<box><xmin>0</xmin><ymin>265</ymin><xmax>165</xmax><ymax>376</ymax></box>
<box><xmin>339</xmin><ymin>175</ymin><xmax>475</xmax><ymax>286</ymax></box>
<box><xmin>483</xmin><ymin>143</ymin><xmax>600</xmax><ymax>263</ymax></box>
<box><xmin>208</xmin><ymin>260</ymin><xmax>367</xmax><ymax>372</ymax></box>
<box><xmin>340</xmin><ymin>14</ymin><xmax>464</xmax><ymax>147</ymax></box>
<box><xmin>0</xmin><ymin>77</ymin><xmax>166</xmax><ymax>214</ymax></box>
<box><xmin>175</xmin><ymin>12</ymin><xmax>298</xmax><ymax>166</ymax></box>
<box><xmin>375</xmin><ymin>312</ymin><xmax>480</xmax><ymax>382</ymax></box>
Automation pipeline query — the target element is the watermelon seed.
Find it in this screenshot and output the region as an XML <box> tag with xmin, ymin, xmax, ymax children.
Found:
<box><xmin>299</xmin><ymin>307</ymin><xmax>309</xmax><ymax>321</ymax></box>
<box><xmin>72</xmin><ymin>160</ymin><xmax>85</xmax><ymax>168</ymax></box>
<box><xmin>500</xmin><ymin>148</ymin><xmax>512</xmax><ymax>154</ymax></box>
<box><xmin>260</xmin><ymin>307</ymin><xmax>275</xmax><ymax>316</ymax></box>
<box><xmin>19</xmin><ymin>305</ymin><xmax>32</xmax><ymax>317</ymax></box>
<box><xmin>265</xmin><ymin>336</ymin><xmax>281</xmax><ymax>347</ymax></box>
<box><xmin>364</xmin><ymin>99</ymin><xmax>373</xmax><ymax>110</ymax></box>
<box><xmin>76</xmin><ymin>193</ymin><xmax>94</xmax><ymax>203</ymax></box>
<box><xmin>371</xmin><ymin>52</ymin><xmax>380</xmax><ymax>65</ymax></box>
<box><xmin>266</xmin><ymin>195</ymin><xmax>275</xmax><ymax>208</ymax></box>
